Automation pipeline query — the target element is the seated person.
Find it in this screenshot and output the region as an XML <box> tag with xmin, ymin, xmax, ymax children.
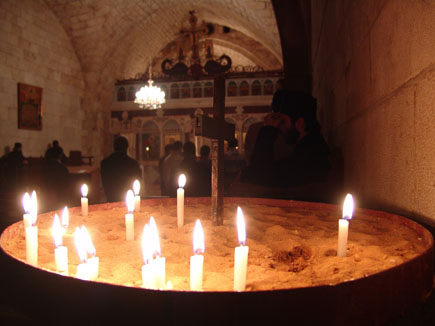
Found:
<box><xmin>242</xmin><ymin>93</ymin><xmax>330</xmax><ymax>188</ymax></box>
<box><xmin>42</xmin><ymin>146</ymin><xmax>71</xmax><ymax>209</ymax></box>
<box><xmin>198</xmin><ymin>145</ymin><xmax>211</xmax><ymax>170</ymax></box>
<box><xmin>45</xmin><ymin>140</ymin><xmax>67</xmax><ymax>163</ymax></box>
<box><xmin>101</xmin><ymin>136</ymin><xmax>141</xmax><ymax>202</ymax></box>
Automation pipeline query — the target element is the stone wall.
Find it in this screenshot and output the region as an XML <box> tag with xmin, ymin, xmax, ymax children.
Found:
<box><xmin>0</xmin><ymin>0</ymin><xmax>84</xmax><ymax>158</ymax></box>
<box><xmin>311</xmin><ymin>0</ymin><xmax>435</xmax><ymax>225</ymax></box>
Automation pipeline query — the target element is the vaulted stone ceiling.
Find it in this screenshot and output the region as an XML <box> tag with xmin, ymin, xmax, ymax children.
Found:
<box><xmin>44</xmin><ymin>0</ymin><xmax>283</xmax><ymax>83</ymax></box>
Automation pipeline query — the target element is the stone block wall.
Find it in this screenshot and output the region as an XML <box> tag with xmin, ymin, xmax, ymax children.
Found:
<box><xmin>311</xmin><ymin>0</ymin><xmax>435</xmax><ymax>225</ymax></box>
<box><xmin>0</xmin><ymin>0</ymin><xmax>84</xmax><ymax>158</ymax></box>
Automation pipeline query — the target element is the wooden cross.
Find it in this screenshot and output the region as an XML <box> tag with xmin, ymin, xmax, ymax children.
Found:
<box><xmin>195</xmin><ymin>74</ymin><xmax>235</xmax><ymax>225</ymax></box>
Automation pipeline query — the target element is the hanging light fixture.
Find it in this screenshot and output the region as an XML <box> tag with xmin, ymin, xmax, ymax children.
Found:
<box><xmin>134</xmin><ymin>66</ymin><xmax>166</xmax><ymax>110</ymax></box>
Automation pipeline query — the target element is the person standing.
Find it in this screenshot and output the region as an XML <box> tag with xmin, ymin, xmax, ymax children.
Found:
<box><xmin>100</xmin><ymin>136</ymin><xmax>141</xmax><ymax>202</ymax></box>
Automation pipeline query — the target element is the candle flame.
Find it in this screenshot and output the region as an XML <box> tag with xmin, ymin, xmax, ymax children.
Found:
<box><xmin>149</xmin><ymin>216</ymin><xmax>161</xmax><ymax>257</ymax></box>
<box><xmin>52</xmin><ymin>214</ymin><xmax>63</xmax><ymax>247</ymax></box>
<box><xmin>126</xmin><ymin>190</ymin><xmax>135</xmax><ymax>213</ymax></box>
<box><xmin>81</xmin><ymin>184</ymin><xmax>88</xmax><ymax>197</ymax></box>
<box><xmin>61</xmin><ymin>206</ymin><xmax>69</xmax><ymax>229</ymax></box>
<box><xmin>22</xmin><ymin>192</ymin><xmax>31</xmax><ymax>214</ymax></box>
<box><xmin>30</xmin><ymin>190</ymin><xmax>38</xmax><ymax>226</ymax></box>
<box><xmin>133</xmin><ymin>180</ymin><xmax>140</xmax><ymax>196</ymax></box>
<box><xmin>141</xmin><ymin>224</ymin><xmax>153</xmax><ymax>265</ymax></box>
<box><xmin>178</xmin><ymin>174</ymin><xmax>186</xmax><ymax>188</ymax></box>
<box><xmin>81</xmin><ymin>225</ymin><xmax>96</xmax><ymax>256</ymax></box>
<box><xmin>236</xmin><ymin>207</ymin><xmax>246</xmax><ymax>245</ymax></box>
<box><xmin>74</xmin><ymin>227</ymin><xmax>87</xmax><ymax>263</ymax></box>
<box><xmin>342</xmin><ymin>194</ymin><xmax>354</xmax><ymax>220</ymax></box>
<box><xmin>193</xmin><ymin>219</ymin><xmax>205</xmax><ymax>254</ymax></box>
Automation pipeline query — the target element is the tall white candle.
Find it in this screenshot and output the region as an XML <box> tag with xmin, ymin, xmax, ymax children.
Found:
<box><xmin>234</xmin><ymin>207</ymin><xmax>249</xmax><ymax>292</ymax></box>
<box><xmin>81</xmin><ymin>184</ymin><xmax>88</xmax><ymax>216</ymax></box>
<box><xmin>177</xmin><ymin>174</ymin><xmax>186</xmax><ymax>228</ymax></box>
<box><xmin>125</xmin><ymin>190</ymin><xmax>135</xmax><ymax>240</ymax></box>
<box><xmin>82</xmin><ymin>225</ymin><xmax>99</xmax><ymax>280</ymax></box>
<box><xmin>52</xmin><ymin>214</ymin><xmax>68</xmax><ymax>273</ymax></box>
<box><xmin>337</xmin><ymin>193</ymin><xmax>354</xmax><ymax>257</ymax></box>
<box><xmin>133</xmin><ymin>180</ymin><xmax>141</xmax><ymax>212</ymax></box>
<box><xmin>190</xmin><ymin>219</ymin><xmax>205</xmax><ymax>291</ymax></box>
<box><xmin>150</xmin><ymin>217</ymin><xmax>165</xmax><ymax>289</ymax></box>
<box><xmin>141</xmin><ymin>224</ymin><xmax>155</xmax><ymax>289</ymax></box>
<box><xmin>22</xmin><ymin>192</ymin><xmax>31</xmax><ymax>228</ymax></box>
<box><xmin>25</xmin><ymin>191</ymin><xmax>38</xmax><ymax>266</ymax></box>
<box><xmin>74</xmin><ymin>227</ymin><xmax>90</xmax><ymax>280</ymax></box>
<box><xmin>61</xmin><ymin>206</ymin><xmax>69</xmax><ymax>233</ymax></box>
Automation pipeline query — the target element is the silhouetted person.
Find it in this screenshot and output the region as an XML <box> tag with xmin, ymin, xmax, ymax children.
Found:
<box><xmin>159</xmin><ymin>143</ymin><xmax>172</xmax><ymax>196</ymax></box>
<box><xmin>176</xmin><ymin>142</ymin><xmax>210</xmax><ymax>197</ymax></box>
<box><xmin>3</xmin><ymin>143</ymin><xmax>26</xmax><ymax>191</ymax></box>
<box><xmin>162</xmin><ymin>141</ymin><xmax>183</xmax><ymax>197</ymax></box>
<box><xmin>45</xmin><ymin>140</ymin><xmax>67</xmax><ymax>163</ymax></box>
<box><xmin>224</xmin><ymin>139</ymin><xmax>246</xmax><ymax>188</ymax></box>
<box><xmin>198</xmin><ymin>145</ymin><xmax>211</xmax><ymax>169</ymax></box>
<box><xmin>101</xmin><ymin>136</ymin><xmax>141</xmax><ymax>202</ymax></box>
<box><xmin>43</xmin><ymin>146</ymin><xmax>70</xmax><ymax>210</ymax></box>
<box><xmin>242</xmin><ymin>93</ymin><xmax>330</xmax><ymax>187</ymax></box>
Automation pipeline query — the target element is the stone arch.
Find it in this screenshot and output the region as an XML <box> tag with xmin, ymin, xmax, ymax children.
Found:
<box><xmin>127</xmin><ymin>86</ymin><xmax>136</xmax><ymax>101</ymax></box>
<box><xmin>117</xmin><ymin>87</ymin><xmax>126</xmax><ymax>101</ymax></box>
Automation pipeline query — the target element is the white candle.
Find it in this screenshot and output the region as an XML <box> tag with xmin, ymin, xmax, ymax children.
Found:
<box><xmin>177</xmin><ymin>174</ymin><xmax>186</xmax><ymax>228</ymax></box>
<box><xmin>150</xmin><ymin>217</ymin><xmax>165</xmax><ymax>289</ymax></box>
<box><xmin>190</xmin><ymin>219</ymin><xmax>205</xmax><ymax>291</ymax></box>
<box><xmin>52</xmin><ymin>214</ymin><xmax>68</xmax><ymax>273</ymax></box>
<box><xmin>125</xmin><ymin>190</ymin><xmax>135</xmax><ymax>240</ymax></box>
<box><xmin>25</xmin><ymin>191</ymin><xmax>38</xmax><ymax>266</ymax></box>
<box><xmin>82</xmin><ymin>225</ymin><xmax>99</xmax><ymax>280</ymax></box>
<box><xmin>76</xmin><ymin>263</ymin><xmax>91</xmax><ymax>281</ymax></box>
<box><xmin>61</xmin><ymin>206</ymin><xmax>69</xmax><ymax>233</ymax></box>
<box><xmin>133</xmin><ymin>180</ymin><xmax>141</xmax><ymax>212</ymax></box>
<box><xmin>22</xmin><ymin>192</ymin><xmax>31</xmax><ymax>228</ymax></box>
<box><xmin>141</xmin><ymin>224</ymin><xmax>156</xmax><ymax>289</ymax></box>
<box><xmin>234</xmin><ymin>207</ymin><xmax>249</xmax><ymax>292</ymax></box>
<box><xmin>74</xmin><ymin>227</ymin><xmax>89</xmax><ymax>280</ymax></box>
<box><xmin>26</xmin><ymin>225</ymin><xmax>38</xmax><ymax>266</ymax></box>
<box><xmin>81</xmin><ymin>184</ymin><xmax>88</xmax><ymax>216</ymax></box>
<box><xmin>337</xmin><ymin>194</ymin><xmax>354</xmax><ymax>257</ymax></box>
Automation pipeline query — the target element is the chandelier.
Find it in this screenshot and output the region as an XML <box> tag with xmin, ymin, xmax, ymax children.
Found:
<box><xmin>134</xmin><ymin>67</ymin><xmax>166</xmax><ymax>109</ymax></box>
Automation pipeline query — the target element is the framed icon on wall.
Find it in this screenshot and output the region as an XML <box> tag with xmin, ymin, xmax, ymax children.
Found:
<box><xmin>17</xmin><ymin>82</ymin><xmax>43</xmax><ymax>130</ymax></box>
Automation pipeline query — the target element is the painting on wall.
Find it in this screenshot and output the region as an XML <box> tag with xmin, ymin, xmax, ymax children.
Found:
<box><xmin>17</xmin><ymin>83</ymin><xmax>43</xmax><ymax>130</ymax></box>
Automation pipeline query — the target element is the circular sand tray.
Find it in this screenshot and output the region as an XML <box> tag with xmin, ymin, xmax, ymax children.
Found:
<box><xmin>1</xmin><ymin>197</ymin><xmax>433</xmax><ymax>324</ymax></box>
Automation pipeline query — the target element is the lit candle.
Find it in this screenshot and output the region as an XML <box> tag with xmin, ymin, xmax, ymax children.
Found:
<box><xmin>337</xmin><ymin>193</ymin><xmax>354</xmax><ymax>257</ymax></box>
<box><xmin>25</xmin><ymin>191</ymin><xmax>38</xmax><ymax>266</ymax></box>
<box><xmin>177</xmin><ymin>174</ymin><xmax>186</xmax><ymax>228</ymax></box>
<box><xmin>141</xmin><ymin>224</ymin><xmax>155</xmax><ymax>289</ymax></box>
<box><xmin>22</xmin><ymin>192</ymin><xmax>31</xmax><ymax>228</ymax></box>
<box><xmin>190</xmin><ymin>219</ymin><xmax>205</xmax><ymax>291</ymax></box>
<box><xmin>82</xmin><ymin>226</ymin><xmax>99</xmax><ymax>280</ymax></box>
<box><xmin>74</xmin><ymin>227</ymin><xmax>90</xmax><ymax>280</ymax></box>
<box><xmin>52</xmin><ymin>214</ymin><xmax>68</xmax><ymax>274</ymax></box>
<box><xmin>125</xmin><ymin>190</ymin><xmax>135</xmax><ymax>240</ymax></box>
<box><xmin>149</xmin><ymin>216</ymin><xmax>165</xmax><ymax>289</ymax></box>
<box><xmin>234</xmin><ymin>207</ymin><xmax>249</xmax><ymax>292</ymax></box>
<box><xmin>61</xmin><ymin>206</ymin><xmax>69</xmax><ymax>234</ymax></box>
<box><xmin>81</xmin><ymin>184</ymin><xmax>88</xmax><ymax>216</ymax></box>
<box><xmin>133</xmin><ymin>180</ymin><xmax>141</xmax><ymax>212</ymax></box>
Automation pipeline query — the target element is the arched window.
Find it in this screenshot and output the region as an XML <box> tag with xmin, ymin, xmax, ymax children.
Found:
<box><xmin>160</xmin><ymin>85</ymin><xmax>168</xmax><ymax>99</ymax></box>
<box><xmin>170</xmin><ymin>84</ymin><xmax>180</xmax><ymax>99</ymax></box>
<box><xmin>117</xmin><ymin>87</ymin><xmax>126</xmax><ymax>101</ymax></box>
<box><xmin>263</xmin><ymin>80</ymin><xmax>274</xmax><ymax>95</ymax></box>
<box><xmin>227</xmin><ymin>81</ymin><xmax>237</xmax><ymax>97</ymax></box>
<box><xmin>239</xmin><ymin>81</ymin><xmax>249</xmax><ymax>96</ymax></box>
<box><xmin>193</xmin><ymin>82</ymin><xmax>202</xmax><ymax>98</ymax></box>
<box><xmin>251</xmin><ymin>80</ymin><xmax>261</xmax><ymax>96</ymax></box>
<box><xmin>182</xmin><ymin>83</ymin><xmax>191</xmax><ymax>98</ymax></box>
<box><xmin>204</xmin><ymin>82</ymin><xmax>213</xmax><ymax>97</ymax></box>
<box><xmin>127</xmin><ymin>87</ymin><xmax>136</xmax><ymax>101</ymax></box>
